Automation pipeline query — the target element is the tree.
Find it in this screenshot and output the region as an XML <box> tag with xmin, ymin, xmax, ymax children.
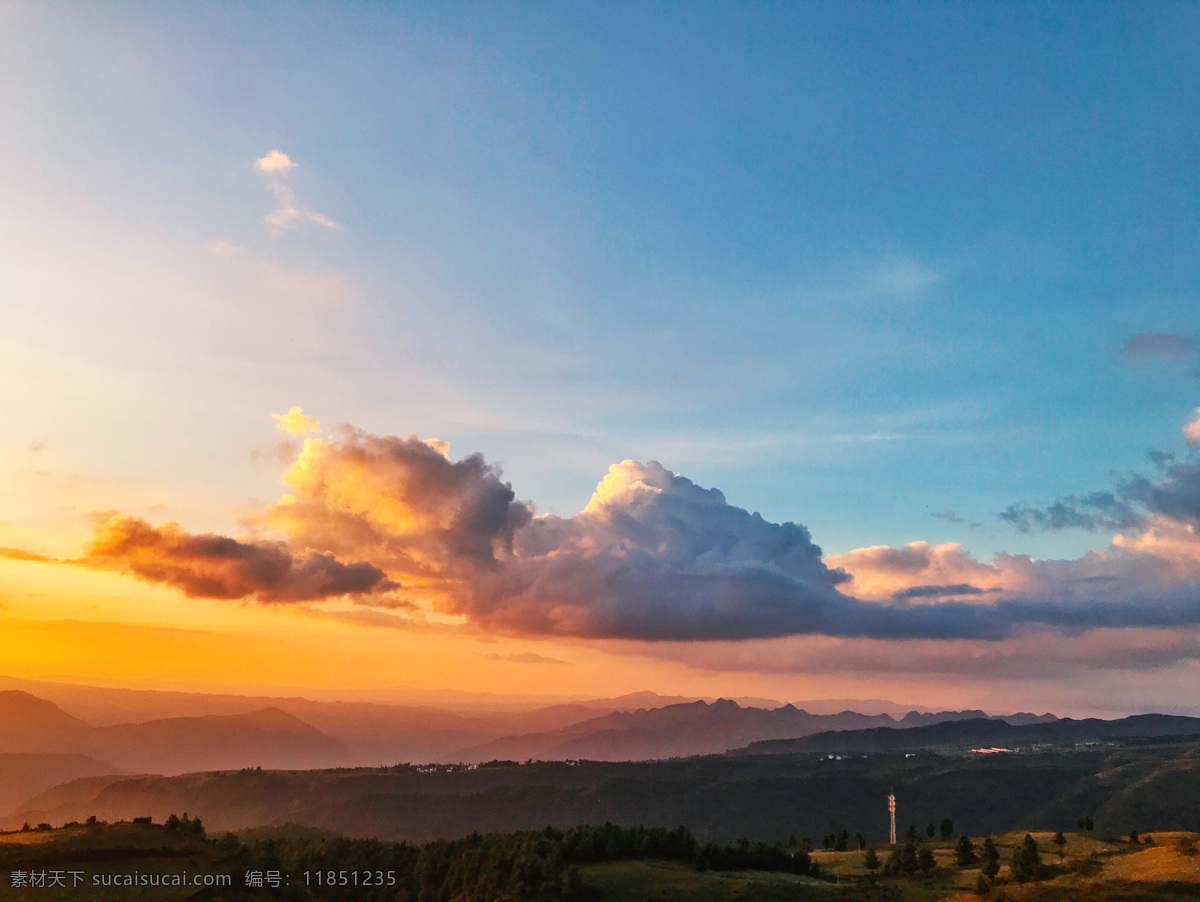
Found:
<box><xmin>918</xmin><ymin>846</ymin><xmax>937</xmax><ymax>877</ymax></box>
<box><xmin>981</xmin><ymin>836</ymin><xmax>1001</xmax><ymax>880</ymax></box>
<box><xmin>1052</xmin><ymin>831</ymin><xmax>1066</xmax><ymax>861</ymax></box>
<box><xmin>1076</xmin><ymin>815</ymin><xmax>1094</xmax><ymax>832</ymax></box>
<box><xmin>906</xmin><ymin>824</ymin><xmax>920</xmax><ymax>843</ymax></box>
<box><xmin>884</xmin><ymin>840</ymin><xmax>919</xmax><ymax>877</ymax></box>
<box><xmin>974</xmin><ymin>872</ymin><xmax>991</xmax><ymax>895</ymax></box>
<box><xmin>1129</xmin><ymin>830</ymin><xmax>1140</xmax><ymax>844</ymax></box>
<box><xmin>940</xmin><ymin>818</ymin><xmax>954</xmax><ymax>840</ymax></box>
<box><xmin>1010</xmin><ymin>834</ymin><xmax>1044</xmax><ymax>883</ymax></box>
<box><xmin>864</xmin><ymin>847</ymin><xmax>880</xmax><ymax>880</ymax></box>
<box><xmin>954</xmin><ymin>835</ymin><xmax>977</xmax><ymax>867</ymax></box>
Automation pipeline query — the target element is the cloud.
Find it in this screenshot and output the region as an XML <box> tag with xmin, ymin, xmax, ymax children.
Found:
<box><xmin>273</xmin><ymin>406</ymin><xmax>321</xmax><ymax>436</ymax></box>
<box><xmin>826</xmin><ymin>542</ymin><xmax>1010</xmax><ymax>599</ymax></box>
<box><xmin>261</xmin><ymin>429</ymin><xmax>534</xmax><ymax>607</ymax></box>
<box><xmin>1185</xmin><ymin>408</ymin><xmax>1200</xmax><ymax>448</ymax></box>
<box><xmin>264</xmin><ymin>205</ymin><xmax>337</xmax><ymax>235</ymax></box>
<box><xmin>1121</xmin><ymin>332</ymin><xmax>1195</xmax><ymax>360</ymax></box>
<box><xmin>1000</xmin><ymin>492</ymin><xmax>1141</xmax><ymax>534</ymax></box>
<box><xmin>77</xmin><ymin>417</ymin><xmax>1200</xmax><ymax>645</ymax></box>
<box><xmin>82</xmin><ymin>514</ymin><xmax>394</xmax><ymax>602</ymax></box>
<box><xmin>252</xmin><ymin>150</ymin><xmax>337</xmax><ymax>236</ymax></box>
<box><xmin>891</xmin><ymin>583</ymin><xmax>993</xmax><ymax>600</ymax></box>
<box><xmin>0</xmin><ymin>547</ymin><xmax>56</xmax><ymax>563</ymax></box>
<box><xmin>460</xmin><ymin>459</ymin><xmax>856</xmax><ymax>641</ymax></box>
<box><xmin>254</xmin><ymin>150</ymin><xmax>297</xmax><ymax>174</ymax></box>
<box><xmin>1000</xmin><ymin>413</ymin><xmax>1200</xmax><ymax>534</ymax></box>
<box><xmin>485</xmin><ymin>652</ymin><xmax>566</xmax><ymax>665</ymax></box>
<box><xmin>632</xmin><ymin>627</ymin><xmax>1200</xmax><ymax>680</ymax></box>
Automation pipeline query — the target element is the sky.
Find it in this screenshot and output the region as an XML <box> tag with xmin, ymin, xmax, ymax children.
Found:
<box><xmin>1</xmin><ymin>1</ymin><xmax>1199</xmax><ymax>716</ymax></box>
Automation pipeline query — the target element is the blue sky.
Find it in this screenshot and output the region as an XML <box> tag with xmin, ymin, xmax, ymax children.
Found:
<box><xmin>3</xmin><ymin>1</ymin><xmax>1198</xmax><ymax>553</ymax></box>
<box><xmin>2</xmin><ymin>2</ymin><xmax>1200</xmax><ymax>708</ymax></box>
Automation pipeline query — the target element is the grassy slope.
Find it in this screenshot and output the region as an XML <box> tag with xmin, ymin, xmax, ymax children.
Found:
<box><xmin>0</xmin><ymin>823</ymin><xmax>222</xmax><ymax>902</ymax></box>
<box><xmin>1</xmin><ymin>826</ymin><xmax>1196</xmax><ymax>902</ymax></box>
<box><xmin>579</xmin><ymin>860</ymin><xmax>834</xmax><ymax>901</ymax></box>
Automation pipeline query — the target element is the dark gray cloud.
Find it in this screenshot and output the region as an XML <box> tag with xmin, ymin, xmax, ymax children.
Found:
<box><xmin>891</xmin><ymin>583</ymin><xmax>991</xmax><ymax>600</ymax></box>
<box><xmin>1118</xmin><ymin>462</ymin><xmax>1200</xmax><ymax>529</ymax></box>
<box><xmin>1121</xmin><ymin>332</ymin><xmax>1195</xmax><ymax>360</ymax></box>
<box><xmin>1001</xmin><ymin>455</ymin><xmax>1200</xmax><ymax>534</ymax></box>
<box><xmin>1000</xmin><ymin>491</ymin><xmax>1142</xmax><ymax>533</ymax></box>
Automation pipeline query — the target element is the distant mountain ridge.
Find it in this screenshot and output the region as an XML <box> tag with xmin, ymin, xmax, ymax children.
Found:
<box><xmin>457</xmin><ymin>698</ymin><xmax>1058</xmax><ymax>761</ymax></box>
<box><xmin>738</xmin><ymin>712</ymin><xmax>1200</xmax><ymax>755</ymax></box>
<box><xmin>0</xmin><ymin>691</ymin><xmax>347</xmax><ymax>774</ymax></box>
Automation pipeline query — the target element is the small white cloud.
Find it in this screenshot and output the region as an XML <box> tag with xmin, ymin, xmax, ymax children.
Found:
<box><xmin>255</xmin><ymin>150</ymin><xmax>297</xmax><ymax>174</ymax></box>
<box><xmin>869</xmin><ymin>255</ymin><xmax>943</xmax><ymax>297</ymax></box>
<box><xmin>264</xmin><ymin>206</ymin><xmax>338</xmax><ymax>236</ymax></box>
<box><xmin>254</xmin><ymin>152</ymin><xmax>337</xmax><ymax>236</ymax></box>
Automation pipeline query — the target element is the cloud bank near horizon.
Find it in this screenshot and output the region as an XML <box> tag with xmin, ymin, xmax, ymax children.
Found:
<box><xmin>46</xmin><ymin>410</ymin><xmax>1200</xmax><ymax>649</ymax></box>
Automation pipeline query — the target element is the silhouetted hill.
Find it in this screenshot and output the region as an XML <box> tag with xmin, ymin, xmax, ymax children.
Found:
<box><xmin>12</xmin><ymin>739</ymin><xmax>1200</xmax><ymax>842</ymax></box>
<box><xmin>738</xmin><ymin>713</ymin><xmax>1200</xmax><ymax>755</ymax></box>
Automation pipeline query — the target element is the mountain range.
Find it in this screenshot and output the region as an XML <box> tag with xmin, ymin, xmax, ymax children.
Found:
<box><xmin>738</xmin><ymin>712</ymin><xmax>1200</xmax><ymax>755</ymax></box>
<box><xmin>456</xmin><ymin>699</ymin><xmax>1057</xmax><ymax>761</ymax></box>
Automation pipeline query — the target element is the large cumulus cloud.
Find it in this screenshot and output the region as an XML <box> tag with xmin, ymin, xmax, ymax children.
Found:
<box><xmin>464</xmin><ymin>460</ymin><xmax>855</xmax><ymax>639</ymax></box>
<box><xmin>60</xmin><ymin>414</ymin><xmax>1200</xmax><ymax>644</ymax></box>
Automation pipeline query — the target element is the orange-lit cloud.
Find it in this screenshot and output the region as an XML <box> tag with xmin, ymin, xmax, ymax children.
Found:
<box><xmin>1185</xmin><ymin>408</ymin><xmax>1200</xmax><ymax>448</ymax></box>
<box><xmin>825</xmin><ymin>542</ymin><xmax>1014</xmax><ymax>600</ymax></box>
<box><xmin>83</xmin><ymin>514</ymin><xmax>393</xmax><ymax>602</ymax></box>
<box><xmin>273</xmin><ymin>406</ymin><xmax>321</xmax><ymax>436</ymax></box>
<box><xmin>0</xmin><ymin>547</ymin><xmax>56</xmax><ymax>563</ymax></box>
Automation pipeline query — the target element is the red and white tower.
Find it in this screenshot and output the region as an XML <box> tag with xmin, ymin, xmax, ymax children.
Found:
<box><xmin>888</xmin><ymin>792</ymin><xmax>897</xmax><ymax>845</ymax></box>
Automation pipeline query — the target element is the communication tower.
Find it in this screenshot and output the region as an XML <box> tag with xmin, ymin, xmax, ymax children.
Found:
<box><xmin>888</xmin><ymin>791</ymin><xmax>897</xmax><ymax>845</ymax></box>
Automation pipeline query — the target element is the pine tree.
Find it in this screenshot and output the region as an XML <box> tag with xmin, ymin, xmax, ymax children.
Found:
<box><xmin>864</xmin><ymin>847</ymin><xmax>881</xmax><ymax>879</ymax></box>
<box><xmin>1010</xmin><ymin>833</ymin><xmax>1044</xmax><ymax>883</ymax></box>
<box><xmin>981</xmin><ymin>836</ymin><xmax>1001</xmax><ymax>880</ymax></box>
<box><xmin>954</xmin><ymin>835</ymin><xmax>977</xmax><ymax>866</ymax></box>
<box><xmin>918</xmin><ymin>846</ymin><xmax>937</xmax><ymax>876</ymax></box>
<box><xmin>940</xmin><ymin>818</ymin><xmax>955</xmax><ymax>840</ymax></box>
<box><xmin>1052</xmin><ymin>831</ymin><xmax>1066</xmax><ymax>861</ymax></box>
